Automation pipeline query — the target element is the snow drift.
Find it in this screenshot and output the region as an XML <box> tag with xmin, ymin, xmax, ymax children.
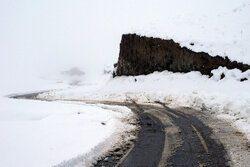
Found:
<box><xmin>38</xmin><ymin>67</ymin><xmax>250</xmax><ymax>139</ymax></box>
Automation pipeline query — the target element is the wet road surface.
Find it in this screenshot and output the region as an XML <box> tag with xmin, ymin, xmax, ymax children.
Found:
<box><xmin>11</xmin><ymin>93</ymin><xmax>232</xmax><ymax>167</ymax></box>
<box><xmin>119</xmin><ymin>102</ymin><xmax>165</xmax><ymax>167</ymax></box>
<box><xmin>115</xmin><ymin>102</ymin><xmax>229</xmax><ymax>167</ymax></box>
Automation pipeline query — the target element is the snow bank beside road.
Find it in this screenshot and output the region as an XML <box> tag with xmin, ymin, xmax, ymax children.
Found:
<box><xmin>0</xmin><ymin>97</ymin><xmax>135</xmax><ymax>167</ymax></box>
<box><xmin>39</xmin><ymin>68</ymin><xmax>250</xmax><ymax>139</ymax></box>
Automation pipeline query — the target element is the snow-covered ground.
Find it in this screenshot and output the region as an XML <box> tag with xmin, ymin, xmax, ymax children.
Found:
<box><xmin>38</xmin><ymin>67</ymin><xmax>250</xmax><ymax>140</ymax></box>
<box><xmin>0</xmin><ymin>96</ymin><xmax>136</xmax><ymax>167</ymax></box>
<box><xmin>0</xmin><ymin>64</ymin><xmax>131</xmax><ymax>167</ymax></box>
<box><xmin>1</xmin><ymin>0</ymin><xmax>250</xmax><ymax>166</ymax></box>
<box><xmin>0</xmin><ymin>70</ymin><xmax>135</xmax><ymax>167</ymax></box>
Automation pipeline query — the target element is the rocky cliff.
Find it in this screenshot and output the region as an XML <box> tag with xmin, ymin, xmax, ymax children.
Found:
<box><xmin>114</xmin><ymin>34</ymin><xmax>250</xmax><ymax>77</ymax></box>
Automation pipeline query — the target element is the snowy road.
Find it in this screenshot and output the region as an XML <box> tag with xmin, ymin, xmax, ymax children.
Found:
<box><xmin>12</xmin><ymin>93</ymin><xmax>250</xmax><ymax>166</ymax></box>
<box><xmin>119</xmin><ymin>102</ymin><xmax>228</xmax><ymax>166</ymax></box>
<box><xmin>94</xmin><ymin>101</ymin><xmax>250</xmax><ymax>167</ymax></box>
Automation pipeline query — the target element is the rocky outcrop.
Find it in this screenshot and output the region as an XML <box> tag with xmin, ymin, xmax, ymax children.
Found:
<box><xmin>114</xmin><ymin>34</ymin><xmax>250</xmax><ymax>76</ymax></box>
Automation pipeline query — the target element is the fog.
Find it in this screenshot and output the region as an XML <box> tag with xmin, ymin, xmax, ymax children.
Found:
<box><xmin>0</xmin><ymin>0</ymin><xmax>248</xmax><ymax>94</ymax></box>
<box><xmin>1</xmin><ymin>0</ymin><xmax>175</xmax><ymax>78</ymax></box>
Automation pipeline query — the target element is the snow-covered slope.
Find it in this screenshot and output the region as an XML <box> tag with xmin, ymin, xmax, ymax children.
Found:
<box><xmin>0</xmin><ymin>97</ymin><xmax>136</xmax><ymax>167</ymax></box>
<box><xmin>38</xmin><ymin>68</ymin><xmax>250</xmax><ymax>139</ymax></box>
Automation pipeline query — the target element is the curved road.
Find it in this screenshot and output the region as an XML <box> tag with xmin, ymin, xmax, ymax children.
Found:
<box><xmin>12</xmin><ymin>93</ymin><xmax>243</xmax><ymax>166</ymax></box>
<box><xmin>94</xmin><ymin>101</ymin><xmax>230</xmax><ymax>167</ymax></box>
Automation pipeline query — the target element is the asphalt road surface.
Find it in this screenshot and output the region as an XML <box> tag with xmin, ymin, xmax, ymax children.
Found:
<box><xmin>12</xmin><ymin>93</ymin><xmax>249</xmax><ymax>167</ymax></box>
<box><xmin>93</xmin><ymin>101</ymin><xmax>231</xmax><ymax>167</ymax></box>
<box><xmin>120</xmin><ymin>102</ymin><xmax>228</xmax><ymax>167</ymax></box>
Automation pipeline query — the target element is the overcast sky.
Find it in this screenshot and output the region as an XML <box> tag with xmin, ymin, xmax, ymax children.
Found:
<box><xmin>0</xmin><ymin>0</ymin><xmax>171</xmax><ymax>77</ymax></box>
<box><xmin>0</xmin><ymin>0</ymin><xmax>248</xmax><ymax>85</ymax></box>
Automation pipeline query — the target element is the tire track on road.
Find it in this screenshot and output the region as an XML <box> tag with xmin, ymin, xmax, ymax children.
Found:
<box><xmin>117</xmin><ymin>102</ymin><xmax>229</xmax><ymax>167</ymax></box>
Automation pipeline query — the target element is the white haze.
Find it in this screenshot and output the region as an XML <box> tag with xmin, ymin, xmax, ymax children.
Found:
<box><xmin>0</xmin><ymin>0</ymin><xmax>249</xmax><ymax>94</ymax></box>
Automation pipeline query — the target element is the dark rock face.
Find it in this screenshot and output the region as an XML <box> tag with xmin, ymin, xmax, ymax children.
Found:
<box><xmin>114</xmin><ymin>34</ymin><xmax>250</xmax><ymax>76</ymax></box>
